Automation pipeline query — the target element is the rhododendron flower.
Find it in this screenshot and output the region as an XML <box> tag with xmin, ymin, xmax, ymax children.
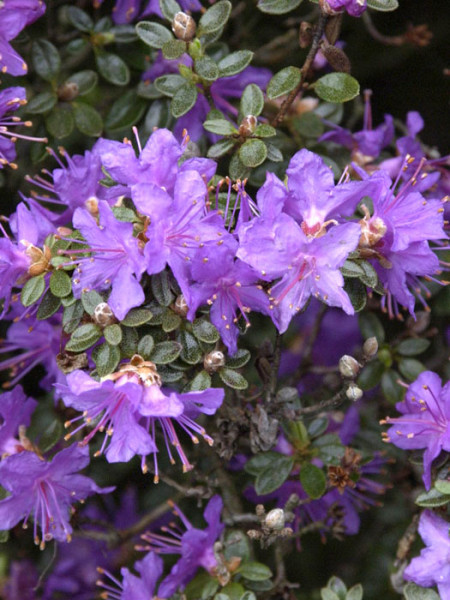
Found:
<box><xmin>0</xmin><ymin>385</ymin><xmax>36</xmax><ymax>456</ymax></box>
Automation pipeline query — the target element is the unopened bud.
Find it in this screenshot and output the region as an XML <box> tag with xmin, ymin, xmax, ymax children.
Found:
<box><xmin>93</xmin><ymin>302</ymin><xmax>116</xmax><ymax>327</ymax></box>
<box><xmin>172</xmin><ymin>294</ymin><xmax>189</xmax><ymax>317</ymax></box>
<box><xmin>204</xmin><ymin>350</ymin><xmax>226</xmax><ymax>373</ymax></box>
<box><xmin>339</xmin><ymin>355</ymin><xmax>360</xmax><ymax>379</ymax></box>
<box><xmin>172</xmin><ymin>12</ymin><xmax>196</xmax><ymax>42</ymax></box>
<box><xmin>57</xmin><ymin>82</ymin><xmax>79</xmax><ymax>102</ymax></box>
<box><xmin>265</xmin><ymin>508</ymin><xmax>285</xmax><ymax>531</ymax></box>
<box><xmin>363</xmin><ymin>336</ymin><xmax>378</xmax><ymax>358</ymax></box>
<box><xmin>346</xmin><ymin>383</ymin><xmax>363</xmax><ymax>402</ymax></box>
<box><xmin>238</xmin><ymin>115</ymin><xmax>257</xmax><ymax>137</ymax></box>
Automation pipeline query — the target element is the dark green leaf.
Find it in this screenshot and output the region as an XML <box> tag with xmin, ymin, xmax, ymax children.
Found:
<box><xmin>358</xmin><ymin>360</ymin><xmax>384</xmax><ymax>390</ymax></box>
<box><xmin>257</xmin><ymin>0</ymin><xmax>303</xmax><ymax>14</ymax></box>
<box><xmin>185</xmin><ymin>572</ymin><xmax>220</xmax><ymax>600</ymax></box>
<box><xmin>66</xmin><ymin>38</ymin><xmax>89</xmax><ymax>54</ymax></box>
<box><xmin>151</xmin><ymin>271</ymin><xmax>174</xmax><ymax>306</ymax></box>
<box><xmin>398</xmin><ymin>358</ymin><xmax>426</xmax><ymax>382</ymax></box>
<box><xmin>32</xmin><ymin>39</ymin><xmax>61</xmax><ymax>82</ymax></box>
<box><xmin>110</xmin><ymin>24</ymin><xmax>138</xmax><ymax>43</ymax></box>
<box><xmin>266</xmin><ymin>143</ymin><xmax>283</xmax><ymax>162</ymax></box>
<box><xmin>120</xmin><ymin>326</ymin><xmax>138</xmax><ymax>357</ymax></box>
<box><xmin>192</xmin><ymin>318</ymin><xmax>220</xmax><ymax>343</ymax></box>
<box><xmin>207</xmin><ymin>138</ymin><xmax>236</xmax><ymax>158</ymax></box>
<box><xmin>154</xmin><ymin>74</ymin><xmax>186</xmax><ymax>97</ymax></box>
<box><xmin>66</xmin><ymin>70</ymin><xmax>98</xmax><ymax>95</ymax></box>
<box><xmin>145</xmin><ymin>99</ymin><xmax>171</xmax><ymax>130</ymax></box>
<box><xmin>226</xmin><ymin>349</ymin><xmax>251</xmax><ymax>368</ymax></box>
<box><xmin>179</xmin><ymin>329</ymin><xmax>203</xmax><ymax>364</ymax></box>
<box><xmin>0</xmin><ymin>531</ymin><xmax>9</xmax><ymax>543</ymax></box>
<box><xmin>381</xmin><ymin>370</ymin><xmax>403</xmax><ymax>404</ymax></box>
<box><xmin>239</xmin><ymin>139</ymin><xmax>267</xmax><ymax>167</ymax></box>
<box><xmin>188</xmin><ymin>370</ymin><xmax>212</xmax><ymax>391</ymax></box>
<box><xmin>197</xmin><ymin>1</ymin><xmax>232</xmax><ymax>36</ymax></box>
<box><xmin>359</xmin><ymin>312</ymin><xmax>385</xmax><ymax>343</ymax></box>
<box><xmin>217</xmin><ymin>50</ymin><xmax>253</xmax><ymax>78</ymax></box>
<box><xmin>49</xmin><ymin>270</ymin><xmax>72</xmax><ymax>298</ymax></box>
<box><xmin>224</xmin><ymin>529</ymin><xmax>251</xmax><ymax>561</ymax></box>
<box><xmin>161</xmin><ymin>310</ymin><xmax>181</xmax><ymax>332</ymax></box>
<box><xmin>344</xmin><ymin>277</ymin><xmax>367</xmax><ymax>312</ymax></box>
<box><xmin>121</xmin><ymin>308</ymin><xmax>153</xmax><ymax>326</ymax></box>
<box><xmin>300</xmin><ymin>462</ymin><xmax>327</xmax><ymax>499</ymax></box>
<box><xmin>37</xmin><ymin>289</ymin><xmax>62</xmax><ymax>320</ymax></box>
<box><xmin>73</xmin><ymin>102</ymin><xmax>103</xmax><ymax>137</ymax></box>
<box><xmin>65</xmin><ymin>323</ymin><xmax>102</xmax><ymax>352</ymax></box>
<box><xmin>267</xmin><ymin>66</ymin><xmax>301</xmax><ymax>100</ymax></box>
<box><xmin>63</xmin><ymin>300</ymin><xmax>84</xmax><ymax>333</ymax></box>
<box><xmin>359</xmin><ymin>260</ymin><xmax>378</xmax><ymax>288</ymax></box>
<box><xmin>104</xmin><ymin>324</ymin><xmax>122</xmax><ymax>346</ymax></box>
<box><xmin>237</xmin><ymin>562</ymin><xmax>272</xmax><ymax>582</ymax></box>
<box><xmin>159</xmin><ymin>0</ymin><xmax>182</xmax><ymax>20</ymax></box>
<box><xmin>312</xmin><ymin>433</ymin><xmax>345</xmax><ymax>464</ymax></box>
<box><xmin>150</xmin><ymin>341</ymin><xmax>182</xmax><ymax>364</ymax></box>
<box><xmin>195</xmin><ymin>56</ymin><xmax>220</xmax><ymax>81</ymax></box>
<box><xmin>341</xmin><ymin>260</ymin><xmax>364</xmax><ymax>278</ymax></box>
<box><xmin>254</xmin><ymin>124</ymin><xmax>276</xmax><ymax>137</ymax></box>
<box><xmin>136</xmin><ymin>21</ymin><xmax>173</xmax><ymax>48</ymax></box>
<box><xmin>45</xmin><ymin>105</ymin><xmax>75</xmax><ymax>139</ymax></box>
<box><xmin>229</xmin><ymin>153</ymin><xmax>250</xmax><ymax>180</ymax></box>
<box><xmin>245</xmin><ymin>451</ymin><xmax>283</xmax><ymax>475</ymax></box>
<box><xmin>21</xmin><ymin>275</ymin><xmax>46</xmax><ymax>307</ymax></box>
<box><xmin>397</xmin><ymin>338</ymin><xmax>431</xmax><ymax>357</ymax></box>
<box><xmin>308</xmin><ymin>417</ymin><xmax>329</xmax><ymax>439</ymax></box>
<box><xmin>315</xmin><ymin>73</ymin><xmax>360</xmax><ymax>103</ymax></box>
<box><xmin>294</xmin><ymin>112</ymin><xmax>324</xmax><ymax>138</ymax></box>
<box><xmin>367</xmin><ymin>0</ymin><xmax>399</xmax><ymax>11</ymax></box>
<box><xmin>171</xmin><ymin>83</ymin><xmax>198</xmax><ymax>118</ymax></box>
<box><xmin>39</xmin><ymin>419</ymin><xmax>63</xmax><ymax>453</ymax></box>
<box><xmin>26</xmin><ymin>91</ymin><xmax>57</xmax><ymax>115</ymax></box>
<box><xmin>240</xmin><ymin>83</ymin><xmax>264</xmax><ymax>117</ymax></box>
<box><xmin>66</xmin><ymin>6</ymin><xmax>94</xmax><ymax>32</ymax></box>
<box><xmin>105</xmin><ymin>90</ymin><xmax>146</xmax><ymax>131</ymax></box>
<box><xmin>95</xmin><ymin>52</ymin><xmax>130</xmax><ymax>86</ymax></box>
<box><xmin>162</xmin><ymin>39</ymin><xmax>187</xmax><ymax>60</ymax></box>
<box><xmin>92</xmin><ymin>342</ymin><xmax>121</xmax><ymax>377</ymax></box>
<box><xmin>81</xmin><ymin>290</ymin><xmax>104</xmax><ymax>315</ymax></box>
<box><xmin>415</xmin><ymin>488</ymin><xmax>450</xmax><ymax>508</ymax></box>
<box><xmin>219</xmin><ymin>367</ymin><xmax>248</xmax><ymax>390</ymax></box>
<box><xmin>137</xmin><ymin>334</ymin><xmax>155</xmax><ymax>359</ymax></box>
<box><xmin>137</xmin><ymin>80</ymin><xmax>163</xmax><ymax>99</ymax></box>
<box><xmin>203</xmin><ymin>118</ymin><xmax>237</xmax><ymax>135</ymax></box>
<box><xmin>255</xmin><ymin>455</ymin><xmax>293</xmax><ymax>494</ymax></box>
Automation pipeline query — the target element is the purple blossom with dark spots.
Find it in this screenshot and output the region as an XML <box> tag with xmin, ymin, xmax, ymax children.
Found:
<box><xmin>0</xmin><ymin>385</ymin><xmax>37</xmax><ymax>456</ymax></box>
<box><xmin>403</xmin><ymin>510</ymin><xmax>450</xmax><ymax>599</ymax></box>
<box><xmin>139</xmin><ymin>495</ymin><xmax>224</xmax><ymax>598</ymax></box>
<box><xmin>0</xmin><ymin>0</ymin><xmax>46</xmax><ymax>75</ymax></box>
<box><xmin>381</xmin><ymin>371</ymin><xmax>450</xmax><ymax>490</ymax></box>
<box><xmin>0</xmin><ymin>444</ymin><xmax>113</xmax><ymax>547</ymax></box>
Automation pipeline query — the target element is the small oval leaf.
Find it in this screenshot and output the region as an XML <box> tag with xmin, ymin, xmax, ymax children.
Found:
<box><xmin>315</xmin><ymin>72</ymin><xmax>360</xmax><ymax>103</ymax></box>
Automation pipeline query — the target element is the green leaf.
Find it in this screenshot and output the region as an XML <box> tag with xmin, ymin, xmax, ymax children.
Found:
<box><xmin>0</xmin><ymin>530</ymin><xmax>9</xmax><ymax>543</ymax></box>
<box><xmin>398</xmin><ymin>358</ymin><xmax>426</xmax><ymax>382</ymax></box>
<box><xmin>65</xmin><ymin>323</ymin><xmax>102</xmax><ymax>352</ymax></box>
<box><xmin>397</xmin><ymin>338</ymin><xmax>431</xmax><ymax>357</ymax></box>
<box><xmin>92</xmin><ymin>342</ymin><xmax>121</xmax><ymax>377</ymax></box>
<box><xmin>136</xmin><ymin>21</ymin><xmax>173</xmax><ymax>48</ymax></box>
<box><xmin>226</xmin><ymin>349</ymin><xmax>251</xmax><ymax>368</ymax></box>
<box><xmin>358</xmin><ymin>360</ymin><xmax>384</xmax><ymax>390</ymax></box>
<box><xmin>104</xmin><ymin>324</ymin><xmax>122</xmax><ymax>346</ymax></box>
<box><xmin>49</xmin><ymin>270</ymin><xmax>72</xmax><ymax>298</ymax></box>
<box><xmin>239</xmin><ymin>139</ymin><xmax>267</xmax><ymax>167</ymax></box>
<box><xmin>207</xmin><ymin>138</ymin><xmax>236</xmax><ymax>158</ymax></box>
<box><xmin>403</xmin><ymin>583</ymin><xmax>440</xmax><ymax>600</ymax></box>
<box><xmin>321</xmin><ymin>590</ymin><xmax>340</xmax><ymax>600</ymax></box>
<box><xmin>45</xmin><ymin>105</ymin><xmax>75</xmax><ymax>139</ymax></box>
<box><xmin>367</xmin><ymin>0</ymin><xmax>399</xmax><ymax>11</ymax></box>
<box><xmin>312</xmin><ymin>433</ymin><xmax>345</xmax><ymax>464</ymax></box>
<box><xmin>434</xmin><ymin>479</ymin><xmax>450</xmax><ymax>495</ymax></box>
<box><xmin>257</xmin><ymin>0</ymin><xmax>303</xmax><ymax>14</ymax></box>
<box><xmin>32</xmin><ymin>39</ymin><xmax>61</xmax><ymax>82</ymax></box>
<box><xmin>220</xmin><ymin>583</ymin><xmax>245</xmax><ymax>600</ymax></box>
<box><xmin>254</xmin><ymin>124</ymin><xmax>276</xmax><ymax>137</ymax></box>
<box><xmin>171</xmin><ymin>83</ymin><xmax>198</xmax><ymax>118</ymax></box>
<box><xmin>308</xmin><ymin>417</ymin><xmax>329</xmax><ymax>439</ymax></box>
<box><xmin>73</xmin><ymin>102</ymin><xmax>103</xmax><ymax>137</ymax></box>
<box><xmin>192</xmin><ymin>318</ymin><xmax>220</xmax><ymax>343</ymax></box>
<box><xmin>151</xmin><ymin>271</ymin><xmax>174</xmax><ymax>306</ymax></box>
<box><xmin>162</xmin><ymin>310</ymin><xmax>182</xmax><ymax>332</ymax></box>
<box><xmin>189</xmin><ymin>370</ymin><xmax>212</xmax><ymax>391</ymax></box>
<box><xmin>159</xmin><ymin>0</ymin><xmax>182</xmax><ymax>20</ymax></box>
<box><xmin>266</xmin><ymin>143</ymin><xmax>283</xmax><ymax>162</ymax></box>
<box><xmin>240</xmin><ymin>84</ymin><xmax>264</xmax><ymax>117</ymax></box>
<box><xmin>21</xmin><ymin>275</ymin><xmax>46</xmax><ymax>307</ymax></box>
<box><xmin>137</xmin><ymin>80</ymin><xmax>163</xmax><ymax>99</ymax></box>
<box><xmin>26</xmin><ymin>91</ymin><xmax>57</xmax><ymax>115</ymax></box>
<box><xmin>120</xmin><ymin>326</ymin><xmax>138</xmax><ymax>357</ymax></box>
<box><xmin>346</xmin><ymin>584</ymin><xmax>363</xmax><ymax>600</ymax></box>
<box><xmin>111</xmin><ymin>24</ymin><xmax>138</xmax><ymax>43</ymax></box>
<box><xmin>237</xmin><ymin>562</ymin><xmax>272</xmax><ymax>582</ymax></box>
<box><xmin>185</xmin><ymin>572</ymin><xmax>220</xmax><ymax>600</ymax></box>
<box><xmin>179</xmin><ymin>329</ymin><xmax>203</xmax><ymax>364</ymax></box>
<box><xmin>81</xmin><ymin>290</ymin><xmax>104</xmax><ymax>315</ymax></box>
<box><xmin>150</xmin><ymin>341</ymin><xmax>182</xmax><ymax>364</ymax></box>
<box><xmin>37</xmin><ymin>289</ymin><xmax>62</xmax><ymax>320</ymax></box>
<box><xmin>229</xmin><ymin>153</ymin><xmax>250</xmax><ymax>180</ymax></box>
<box><xmin>344</xmin><ymin>278</ymin><xmax>367</xmax><ymax>312</ymax></box>
<box><xmin>327</xmin><ymin>576</ymin><xmax>347</xmax><ymax>598</ymax></box>
<box><xmin>224</xmin><ymin>529</ymin><xmax>251</xmax><ymax>561</ymax></box>
<box><xmin>197</xmin><ymin>1</ymin><xmax>232</xmax><ymax>36</ymax></box>
<box><xmin>359</xmin><ymin>260</ymin><xmax>378</xmax><ymax>288</ymax></box>
<box><xmin>105</xmin><ymin>90</ymin><xmax>146</xmax><ymax>131</ymax></box>
<box><xmin>203</xmin><ymin>119</ymin><xmax>237</xmax><ymax>135</ymax></box>
<box><xmin>137</xmin><ymin>334</ymin><xmax>155</xmax><ymax>359</ymax></box>
<box><xmin>217</xmin><ymin>50</ymin><xmax>254</xmax><ymax>78</ymax></box>
<box><xmin>381</xmin><ymin>370</ymin><xmax>403</xmax><ymax>404</ymax></box>
<box><xmin>121</xmin><ymin>308</ymin><xmax>153</xmax><ymax>327</ymax></box>
<box><xmin>154</xmin><ymin>74</ymin><xmax>186</xmax><ymax>97</ymax></box>
<box><xmin>341</xmin><ymin>260</ymin><xmax>364</xmax><ymax>278</ymax></box>
<box><xmin>39</xmin><ymin>419</ymin><xmax>63</xmax><ymax>453</ymax></box>
<box><xmin>359</xmin><ymin>312</ymin><xmax>385</xmax><ymax>344</ymax></box>
<box><xmin>315</xmin><ymin>73</ymin><xmax>360</xmax><ymax>103</ymax></box>
<box><xmin>162</xmin><ymin>39</ymin><xmax>187</xmax><ymax>60</ymax></box>
<box><xmin>66</xmin><ymin>6</ymin><xmax>94</xmax><ymax>31</ymax></box>
<box><xmin>219</xmin><ymin>367</ymin><xmax>248</xmax><ymax>390</ymax></box>
<box><xmin>95</xmin><ymin>52</ymin><xmax>130</xmax><ymax>86</ymax></box>
<box><xmin>245</xmin><ymin>451</ymin><xmax>283</xmax><ymax>475</ymax></box>
<box><xmin>267</xmin><ymin>66</ymin><xmax>301</xmax><ymax>100</ymax></box>
<box><xmin>63</xmin><ymin>300</ymin><xmax>84</xmax><ymax>333</ymax></box>
<box><xmin>66</xmin><ymin>70</ymin><xmax>99</xmax><ymax>96</ymax></box>
<box><xmin>255</xmin><ymin>455</ymin><xmax>293</xmax><ymax>494</ymax></box>
<box><xmin>293</xmin><ymin>112</ymin><xmax>324</xmax><ymax>138</ymax></box>
<box><xmin>300</xmin><ymin>462</ymin><xmax>327</xmax><ymax>499</ymax></box>
<box><xmin>195</xmin><ymin>56</ymin><xmax>220</xmax><ymax>81</ymax></box>
<box><xmin>415</xmin><ymin>487</ymin><xmax>450</xmax><ymax>508</ymax></box>
<box><xmin>240</xmin><ymin>593</ymin><xmax>257</xmax><ymax>600</ymax></box>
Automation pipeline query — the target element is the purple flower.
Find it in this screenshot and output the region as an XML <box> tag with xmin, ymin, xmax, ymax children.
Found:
<box><xmin>0</xmin><ymin>385</ymin><xmax>37</xmax><ymax>456</ymax></box>
<box><xmin>97</xmin><ymin>552</ymin><xmax>164</xmax><ymax>600</ymax></box>
<box><xmin>381</xmin><ymin>371</ymin><xmax>450</xmax><ymax>490</ymax></box>
<box><xmin>0</xmin><ymin>444</ymin><xmax>113</xmax><ymax>547</ymax></box>
<box><xmin>0</xmin><ymin>1</ymin><xmax>46</xmax><ymax>75</ymax></box>
<box><xmin>0</xmin><ymin>87</ymin><xmax>25</xmax><ymax>168</ymax></box>
<box><xmin>97</xmin><ymin>0</ymin><xmax>202</xmax><ymax>24</ymax></box>
<box><xmin>403</xmin><ymin>510</ymin><xmax>450</xmax><ymax>599</ymax></box>
<box><xmin>322</xmin><ymin>0</ymin><xmax>367</xmax><ymax>17</ymax></box>
<box><xmin>139</xmin><ymin>495</ymin><xmax>224</xmax><ymax>597</ymax></box>
<box><xmin>68</xmin><ymin>201</ymin><xmax>146</xmax><ymax>320</ymax></box>
<box><xmin>3</xmin><ymin>560</ymin><xmax>39</xmax><ymax>600</ymax></box>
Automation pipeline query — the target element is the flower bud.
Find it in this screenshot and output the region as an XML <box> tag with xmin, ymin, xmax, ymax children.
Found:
<box><xmin>346</xmin><ymin>383</ymin><xmax>363</xmax><ymax>402</ymax></box>
<box><xmin>172</xmin><ymin>12</ymin><xmax>196</xmax><ymax>42</ymax></box>
<box><xmin>93</xmin><ymin>302</ymin><xmax>116</xmax><ymax>328</ymax></box>
<box><xmin>172</xmin><ymin>294</ymin><xmax>189</xmax><ymax>317</ymax></box>
<box><xmin>57</xmin><ymin>82</ymin><xmax>79</xmax><ymax>102</ymax></box>
<box><xmin>204</xmin><ymin>350</ymin><xmax>226</xmax><ymax>373</ymax></box>
<box><xmin>265</xmin><ymin>508</ymin><xmax>285</xmax><ymax>531</ymax></box>
<box><xmin>339</xmin><ymin>355</ymin><xmax>360</xmax><ymax>379</ymax></box>
<box><xmin>363</xmin><ymin>336</ymin><xmax>378</xmax><ymax>358</ymax></box>
<box><xmin>238</xmin><ymin>115</ymin><xmax>257</xmax><ymax>137</ymax></box>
